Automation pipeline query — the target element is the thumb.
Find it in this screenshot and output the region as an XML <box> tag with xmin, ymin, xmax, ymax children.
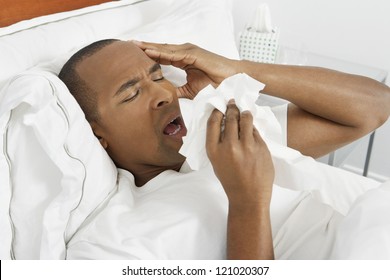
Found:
<box><xmin>176</xmin><ymin>84</ymin><xmax>196</xmax><ymax>99</ymax></box>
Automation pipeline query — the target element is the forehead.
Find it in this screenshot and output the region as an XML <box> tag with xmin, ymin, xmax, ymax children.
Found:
<box><xmin>76</xmin><ymin>41</ymin><xmax>156</xmax><ymax>93</ymax></box>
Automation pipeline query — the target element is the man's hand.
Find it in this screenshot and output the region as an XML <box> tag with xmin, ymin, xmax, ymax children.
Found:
<box><xmin>132</xmin><ymin>41</ymin><xmax>237</xmax><ymax>99</ymax></box>
<box><xmin>206</xmin><ymin>99</ymin><xmax>275</xmax><ymax>259</ymax></box>
<box><xmin>206</xmin><ymin>99</ymin><xmax>274</xmax><ymax>208</ymax></box>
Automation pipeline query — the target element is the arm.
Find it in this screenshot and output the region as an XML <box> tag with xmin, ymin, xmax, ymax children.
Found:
<box><xmin>234</xmin><ymin>61</ymin><xmax>390</xmax><ymax>157</ymax></box>
<box><xmin>134</xmin><ymin>41</ymin><xmax>390</xmax><ymax>158</ymax></box>
<box><xmin>206</xmin><ymin>100</ymin><xmax>274</xmax><ymax>260</ymax></box>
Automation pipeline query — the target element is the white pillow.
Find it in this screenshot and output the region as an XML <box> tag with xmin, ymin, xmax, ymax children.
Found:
<box><xmin>0</xmin><ymin>71</ymin><xmax>118</xmax><ymax>259</ymax></box>
<box><xmin>0</xmin><ymin>0</ymin><xmax>239</xmax><ymax>259</ymax></box>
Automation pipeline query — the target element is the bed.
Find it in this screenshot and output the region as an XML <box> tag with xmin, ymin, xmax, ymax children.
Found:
<box><xmin>1</xmin><ymin>0</ymin><xmax>389</xmax><ymax>260</ymax></box>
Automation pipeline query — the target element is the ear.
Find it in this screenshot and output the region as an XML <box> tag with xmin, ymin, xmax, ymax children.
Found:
<box><xmin>90</xmin><ymin>121</ymin><xmax>108</xmax><ymax>149</ymax></box>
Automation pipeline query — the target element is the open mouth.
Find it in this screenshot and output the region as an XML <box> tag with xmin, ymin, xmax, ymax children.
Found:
<box><xmin>163</xmin><ymin>116</ymin><xmax>187</xmax><ymax>137</ymax></box>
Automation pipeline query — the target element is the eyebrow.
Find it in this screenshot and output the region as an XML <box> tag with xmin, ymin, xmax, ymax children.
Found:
<box><xmin>114</xmin><ymin>63</ymin><xmax>161</xmax><ymax>97</ymax></box>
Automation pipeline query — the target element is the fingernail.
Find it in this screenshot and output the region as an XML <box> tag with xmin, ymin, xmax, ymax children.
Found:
<box><xmin>131</xmin><ymin>40</ymin><xmax>142</xmax><ymax>45</ymax></box>
<box><xmin>228</xmin><ymin>99</ymin><xmax>235</xmax><ymax>105</ymax></box>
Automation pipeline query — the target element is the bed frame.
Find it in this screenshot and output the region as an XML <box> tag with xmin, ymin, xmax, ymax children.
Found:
<box><xmin>0</xmin><ymin>0</ymin><xmax>113</xmax><ymax>27</ymax></box>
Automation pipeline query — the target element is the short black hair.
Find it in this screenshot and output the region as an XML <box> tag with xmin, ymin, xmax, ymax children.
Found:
<box><xmin>58</xmin><ymin>39</ymin><xmax>119</xmax><ymax>122</ymax></box>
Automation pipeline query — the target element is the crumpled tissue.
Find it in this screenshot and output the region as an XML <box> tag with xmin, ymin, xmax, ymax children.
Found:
<box><xmin>179</xmin><ymin>73</ymin><xmax>283</xmax><ymax>171</ymax></box>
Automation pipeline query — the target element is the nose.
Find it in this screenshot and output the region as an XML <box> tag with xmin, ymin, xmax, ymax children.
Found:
<box><xmin>149</xmin><ymin>83</ymin><xmax>174</xmax><ymax>109</ymax></box>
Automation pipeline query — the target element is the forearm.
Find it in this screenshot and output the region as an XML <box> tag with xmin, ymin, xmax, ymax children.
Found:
<box><xmin>234</xmin><ymin>60</ymin><xmax>390</xmax><ymax>129</ymax></box>
<box><xmin>227</xmin><ymin>204</ymin><xmax>274</xmax><ymax>260</ymax></box>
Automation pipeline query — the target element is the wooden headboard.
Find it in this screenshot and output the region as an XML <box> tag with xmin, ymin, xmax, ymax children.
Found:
<box><xmin>0</xmin><ymin>0</ymin><xmax>115</xmax><ymax>27</ymax></box>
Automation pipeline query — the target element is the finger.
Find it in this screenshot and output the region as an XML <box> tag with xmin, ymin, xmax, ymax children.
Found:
<box><xmin>252</xmin><ymin>126</ymin><xmax>266</xmax><ymax>146</ymax></box>
<box><xmin>144</xmin><ymin>49</ymin><xmax>196</xmax><ymax>69</ymax></box>
<box><xmin>132</xmin><ymin>40</ymin><xmax>177</xmax><ymax>51</ymax></box>
<box><xmin>132</xmin><ymin>41</ymin><xmax>196</xmax><ymax>69</ymax></box>
<box><xmin>176</xmin><ymin>84</ymin><xmax>194</xmax><ymax>99</ymax></box>
<box><xmin>252</xmin><ymin>127</ymin><xmax>273</xmax><ymax>162</ymax></box>
<box><xmin>206</xmin><ymin>109</ymin><xmax>224</xmax><ymax>154</ymax></box>
<box><xmin>223</xmin><ymin>99</ymin><xmax>240</xmax><ymax>141</ymax></box>
<box><xmin>130</xmin><ymin>39</ymin><xmax>147</xmax><ymax>49</ymax></box>
<box><xmin>239</xmin><ymin>110</ymin><xmax>254</xmax><ymax>142</ymax></box>
<box><xmin>131</xmin><ymin>40</ymin><xmax>195</xmax><ymax>69</ymax></box>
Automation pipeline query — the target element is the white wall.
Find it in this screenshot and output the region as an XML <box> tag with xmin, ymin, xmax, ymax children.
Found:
<box><xmin>232</xmin><ymin>0</ymin><xmax>390</xmax><ymax>181</ymax></box>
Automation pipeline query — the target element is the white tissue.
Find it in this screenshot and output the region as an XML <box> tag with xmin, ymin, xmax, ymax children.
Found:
<box><xmin>246</xmin><ymin>3</ymin><xmax>273</xmax><ymax>33</ymax></box>
<box><xmin>239</xmin><ymin>3</ymin><xmax>279</xmax><ymax>63</ymax></box>
<box><xmin>179</xmin><ymin>73</ymin><xmax>282</xmax><ymax>170</ymax></box>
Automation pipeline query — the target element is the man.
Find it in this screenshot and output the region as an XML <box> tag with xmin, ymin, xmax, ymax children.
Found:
<box><xmin>58</xmin><ymin>39</ymin><xmax>390</xmax><ymax>259</ymax></box>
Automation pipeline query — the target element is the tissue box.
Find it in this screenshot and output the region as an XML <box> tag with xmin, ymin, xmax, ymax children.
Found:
<box><xmin>239</xmin><ymin>28</ymin><xmax>280</xmax><ymax>64</ymax></box>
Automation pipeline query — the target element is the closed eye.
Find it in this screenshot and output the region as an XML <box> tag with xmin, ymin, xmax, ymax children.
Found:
<box><xmin>122</xmin><ymin>89</ymin><xmax>140</xmax><ymax>103</ymax></box>
<box><xmin>153</xmin><ymin>77</ymin><xmax>165</xmax><ymax>82</ymax></box>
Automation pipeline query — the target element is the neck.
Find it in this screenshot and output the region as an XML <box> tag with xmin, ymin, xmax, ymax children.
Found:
<box><xmin>131</xmin><ymin>161</ymin><xmax>185</xmax><ymax>187</ymax></box>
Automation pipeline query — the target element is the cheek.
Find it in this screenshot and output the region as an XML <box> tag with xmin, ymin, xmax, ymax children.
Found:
<box><xmin>107</xmin><ymin>110</ymin><xmax>157</xmax><ymax>149</ymax></box>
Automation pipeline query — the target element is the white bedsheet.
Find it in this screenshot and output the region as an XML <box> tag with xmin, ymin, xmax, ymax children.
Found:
<box><xmin>330</xmin><ymin>180</ymin><xmax>390</xmax><ymax>259</ymax></box>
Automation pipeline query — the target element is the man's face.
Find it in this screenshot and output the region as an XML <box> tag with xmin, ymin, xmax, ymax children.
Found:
<box><xmin>76</xmin><ymin>41</ymin><xmax>187</xmax><ymax>179</ymax></box>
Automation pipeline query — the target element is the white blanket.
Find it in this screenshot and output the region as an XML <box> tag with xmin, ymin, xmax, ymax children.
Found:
<box><xmin>330</xmin><ymin>180</ymin><xmax>390</xmax><ymax>259</ymax></box>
